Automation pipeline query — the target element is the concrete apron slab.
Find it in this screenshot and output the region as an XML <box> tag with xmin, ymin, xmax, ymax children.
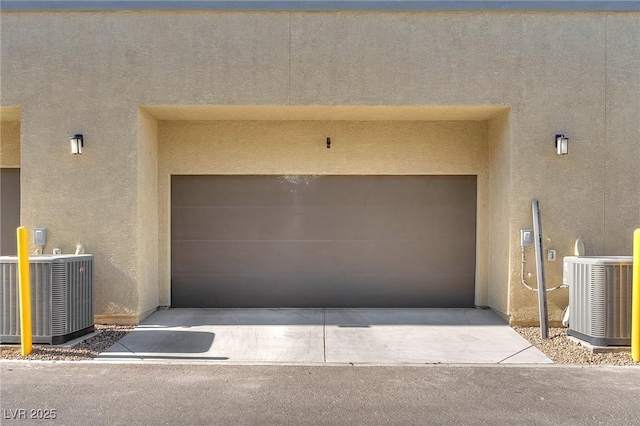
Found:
<box><xmin>97</xmin><ymin>308</ymin><xmax>552</xmax><ymax>364</ymax></box>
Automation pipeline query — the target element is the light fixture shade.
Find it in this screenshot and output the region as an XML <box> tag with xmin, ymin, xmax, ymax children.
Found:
<box><xmin>555</xmin><ymin>134</ymin><xmax>568</xmax><ymax>155</ymax></box>
<box><xmin>70</xmin><ymin>134</ymin><xmax>83</xmax><ymax>155</ymax></box>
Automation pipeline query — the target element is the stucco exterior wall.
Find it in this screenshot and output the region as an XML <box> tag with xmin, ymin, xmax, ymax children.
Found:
<box><xmin>604</xmin><ymin>17</ymin><xmax>640</xmax><ymax>255</ymax></box>
<box><xmin>136</xmin><ymin>108</ymin><xmax>159</xmax><ymax>320</ymax></box>
<box><xmin>1</xmin><ymin>11</ymin><xmax>637</xmax><ymax>324</ymax></box>
<box><xmin>487</xmin><ymin>111</ymin><xmax>512</xmax><ymax>319</ymax></box>
<box><xmin>506</xmin><ymin>14</ymin><xmax>640</xmax><ymax>325</ymax></box>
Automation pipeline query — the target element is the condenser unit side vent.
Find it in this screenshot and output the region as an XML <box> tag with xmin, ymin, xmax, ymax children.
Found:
<box><xmin>51</xmin><ymin>262</ymin><xmax>67</xmax><ymax>336</ymax></box>
<box><xmin>605</xmin><ymin>264</ymin><xmax>633</xmax><ymax>339</ymax></box>
<box><xmin>31</xmin><ymin>261</ymin><xmax>53</xmax><ymax>339</ymax></box>
<box><xmin>589</xmin><ymin>265</ymin><xmax>606</xmax><ymax>338</ymax></box>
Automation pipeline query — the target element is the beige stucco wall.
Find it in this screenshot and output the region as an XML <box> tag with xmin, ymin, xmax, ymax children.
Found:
<box><xmin>157</xmin><ymin>118</ymin><xmax>492</xmax><ymax>307</ymax></box>
<box><xmin>505</xmin><ymin>14</ymin><xmax>640</xmax><ymax>325</ymax></box>
<box><xmin>604</xmin><ymin>17</ymin><xmax>640</xmax><ymax>256</ymax></box>
<box><xmin>136</xmin><ymin>109</ymin><xmax>159</xmax><ymax>320</ymax></box>
<box><xmin>487</xmin><ymin>111</ymin><xmax>512</xmax><ymax>319</ymax></box>
<box><xmin>1</xmin><ymin>11</ymin><xmax>637</xmax><ymax>324</ymax></box>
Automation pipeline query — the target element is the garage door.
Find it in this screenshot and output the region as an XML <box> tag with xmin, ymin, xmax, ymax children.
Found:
<box><xmin>171</xmin><ymin>175</ymin><xmax>476</xmax><ymax>308</ymax></box>
<box><xmin>1</xmin><ymin>169</ymin><xmax>20</xmax><ymax>256</ymax></box>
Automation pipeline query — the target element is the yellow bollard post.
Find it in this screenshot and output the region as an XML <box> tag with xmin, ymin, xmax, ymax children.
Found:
<box><xmin>17</xmin><ymin>226</ymin><xmax>32</xmax><ymax>356</ymax></box>
<box><xmin>632</xmin><ymin>229</ymin><xmax>640</xmax><ymax>362</ymax></box>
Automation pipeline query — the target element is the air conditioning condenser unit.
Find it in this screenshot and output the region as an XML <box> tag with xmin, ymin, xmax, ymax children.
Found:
<box><xmin>0</xmin><ymin>254</ymin><xmax>94</xmax><ymax>344</ymax></box>
<box><xmin>563</xmin><ymin>256</ymin><xmax>633</xmax><ymax>346</ymax></box>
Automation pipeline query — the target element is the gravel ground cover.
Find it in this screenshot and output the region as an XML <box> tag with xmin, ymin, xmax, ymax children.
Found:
<box><xmin>0</xmin><ymin>325</ymin><xmax>133</xmax><ymax>361</ymax></box>
<box><xmin>2</xmin><ymin>324</ymin><xmax>639</xmax><ymax>365</ymax></box>
<box><xmin>514</xmin><ymin>327</ymin><xmax>640</xmax><ymax>366</ymax></box>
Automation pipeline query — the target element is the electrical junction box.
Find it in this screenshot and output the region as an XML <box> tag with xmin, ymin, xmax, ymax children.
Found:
<box><xmin>520</xmin><ymin>229</ymin><xmax>533</xmax><ymax>247</ymax></box>
<box><xmin>34</xmin><ymin>228</ymin><xmax>47</xmax><ymax>246</ymax></box>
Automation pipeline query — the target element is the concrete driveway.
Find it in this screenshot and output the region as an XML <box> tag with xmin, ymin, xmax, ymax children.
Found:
<box><xmin>98</xmin><ymin>308</ymin><xmax>551</xmax><ymax>364</ymax></box>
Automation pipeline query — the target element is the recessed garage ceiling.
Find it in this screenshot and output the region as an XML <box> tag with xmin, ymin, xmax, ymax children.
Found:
<box><xmin>145</xmin><ymin>105</ymin><xmax>507</xmax><ymax>122</ymax></box>
<box><xmin>171</xmin><ymin>175</ymin><xmax>477</xmax><ymax>308</ymax></box>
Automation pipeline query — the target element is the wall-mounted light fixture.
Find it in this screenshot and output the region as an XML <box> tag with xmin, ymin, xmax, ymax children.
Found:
<box><xmin>555</xmin><ymin>134</ymin><xmax>568</xmax><ymax>155</ymax></box>
<box><xmin>326</xmin><ymin>137</ymin><xmax>331</xmax><ymax>149</ymax></box>
<box><xmin>70</xmin><ymin>134</ymin><xmax>84</xmax><ymax>155</ymax></box>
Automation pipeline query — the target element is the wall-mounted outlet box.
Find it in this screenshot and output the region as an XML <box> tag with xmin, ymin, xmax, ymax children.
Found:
<box><xmin>547</xmin><ymin>250</ymin><xmax>556</xmax><ymax>261</ymax></box>
<box><xmin>34</xmin><ymin>228</ymin><xmax>47</xmax><ymax>246</ymax></box>
<box><xmin>520</xmin><ymin>229</ymin><xmax>533</xmax><ymax>247</ymax></box>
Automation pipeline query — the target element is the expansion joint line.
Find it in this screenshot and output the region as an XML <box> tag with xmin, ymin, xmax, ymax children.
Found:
<box><xmin>323</xmin><ymin>308</ymin><xmax>327</xmax><ymax>363</ymax></box>
<box><xmin>496</xmin><ymin>345</ymin><xmax>534</xmax><ymax>364</ymax></box>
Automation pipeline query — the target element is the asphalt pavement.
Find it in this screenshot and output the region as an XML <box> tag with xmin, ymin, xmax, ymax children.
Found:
<box><xmin>1</xmin><ymin>362</ymin><xmax>639</xmax><ymax>425</ymax></box>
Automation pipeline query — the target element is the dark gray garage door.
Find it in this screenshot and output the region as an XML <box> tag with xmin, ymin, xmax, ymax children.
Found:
<box><xmin>1</xmin><ymin>169</ymin><xmax>20</xmax><ymax>256</ymax></box>
<box><xmin>171</xmin><ymin>175</ymin><xmax>476</xmax><ymax>308</ymax></box>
